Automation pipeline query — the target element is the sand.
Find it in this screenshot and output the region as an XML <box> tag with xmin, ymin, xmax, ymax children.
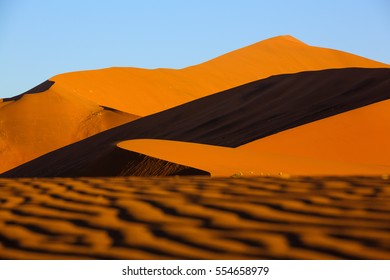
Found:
<box><xmin>1</xmin><ymin>176</ymin><xmax>389</xmax><ymax>259</ymax></box>
<box><xmin>3</xmin><ymin>68</ymin><xmax>390</xmax><ymax>177</ymax></box>
<box><xmin>242</xmin><ymin>99</ymin><xmax>390</xmax><ymax>166</ymax></box>
<box><xmin>1</xmin><ymin>35</ymin><xmax>390</xmax><ymax>260</ymax></box>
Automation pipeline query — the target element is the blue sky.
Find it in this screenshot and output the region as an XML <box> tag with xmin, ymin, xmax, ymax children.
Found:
<box><xmin>1</xmin><ymin>0</ymin><xmax>389</xmax><ymax>98</ymax></box>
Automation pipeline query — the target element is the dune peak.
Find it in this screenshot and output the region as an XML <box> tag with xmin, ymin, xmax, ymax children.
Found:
<box><xmin>260</xmin><ymin>34</ymin><xmax>307</xmax><ymax>45</ymax></box>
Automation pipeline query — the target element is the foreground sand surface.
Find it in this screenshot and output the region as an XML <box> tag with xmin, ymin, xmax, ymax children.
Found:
<box><xmin>1</xmin><ymin>176</ymin><xmax>389</xmax><ymax>259</ymax></box>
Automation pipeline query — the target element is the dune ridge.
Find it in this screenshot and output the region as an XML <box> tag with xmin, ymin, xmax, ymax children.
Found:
<box><xmin>3</xmin><ymin>68</ymin><xmax>390</xmax><ymax>177</ymax></box>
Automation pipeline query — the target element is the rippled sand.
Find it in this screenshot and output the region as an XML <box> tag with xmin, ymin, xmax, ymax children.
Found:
<box><xmin>1</xmin><ymin>176</ymin><xmax>389</xmax><ymax>259</ymax></box>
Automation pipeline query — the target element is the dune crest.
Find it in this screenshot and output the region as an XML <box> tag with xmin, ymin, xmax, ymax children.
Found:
<box><xmin>51</xmin><ymin>35</ymin><xmax>389</xmax><ymax>116</ymax></box>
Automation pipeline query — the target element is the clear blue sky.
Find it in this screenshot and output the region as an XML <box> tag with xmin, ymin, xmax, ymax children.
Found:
<box><xmin>1</xmin><ymin>0</ymin><xmax>389</xmax><ymax>98</ymax></box>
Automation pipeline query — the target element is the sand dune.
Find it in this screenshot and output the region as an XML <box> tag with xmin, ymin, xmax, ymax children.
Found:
<box><xmin>118</xmin><ymin>99</ymin><xmax>390</xmax><ymax>177</ymax></box>
<box><xmin>3</xmin><ymin>68</ymin><xmax>390</xmax><ymax>177</ymax></box>
<box><xmin>242</xmin><ymin>99</ymin><xmax>390</xmax><ymax>166</ymax></box>
<box><xmin>1</xmin><ymin>176</ymin><xmax>389</xmax><ymax>259</ymax></box>
<box><xmin>51</xmin><ymin>35</ymin><xmax>389</xmax><ymax>116</ymax></box>
<box><xmin>116</xmin><ymin>139</ymin><xmax>390</xmax><ymax>176</ymax></box>
<box><xmin>0</xmin><ymin>82</ymin><xmax>137</xmax><ymax>173</ymax></box>
<box><xmin>1</xmin><ymin>35</ymin><xmax>388</xmax><ymax>172</ymax></box>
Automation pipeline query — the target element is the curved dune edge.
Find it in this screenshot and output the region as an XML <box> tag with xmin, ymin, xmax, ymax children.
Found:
<box><xmin>117</xmin><ymin>139</ymin><xmax>390</xmax><ymax>177</ymax></box>
<box><xmin>4</xmin><ymin>68</ymin><xmax>390</xmax><ymax>178</ymax></box>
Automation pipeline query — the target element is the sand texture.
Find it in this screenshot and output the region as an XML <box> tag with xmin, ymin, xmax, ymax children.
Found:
<box><xmin>4</xmin><ymin>68</ymin><xmax>390</xmax><ymax>177</ymax></box>
<box><xmin>1</xmin><ymin>176</ymin><xmax>389</xmax><ymax>260</ymax></box>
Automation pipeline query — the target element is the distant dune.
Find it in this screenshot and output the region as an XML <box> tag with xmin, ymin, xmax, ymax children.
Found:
<box><xmin>1</xmin><ymin>35</ymin><xmax>388</xmax><ymax>173</ymax></box>
<box><xmin>3</xmin><ymin>68</ymin><xmax>390</xmax><ymax>177</ymax></box>
<box><xmin>51</xmin><ymin>35</ymin><xmax>389</xmax><ymax>116</ymax></box>
<box><xmin>0</xmin><ymin>82</ymin><xmax>137</xmax><ymax>173</ymax></box>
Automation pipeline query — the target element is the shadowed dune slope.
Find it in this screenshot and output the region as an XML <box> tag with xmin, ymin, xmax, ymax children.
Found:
<box><xmin>0</xmin><ymin>81</ymin><xmax>138</xmax><ymax>173</ymax></box>
<box><xmin>1</xmin><ymin>176</ymin><xmax>390</xmax><ymax>259</ymax></box>
<box><xmin>117</xmin><ymin>139</ymin><xmax>390</xmax><ymax>176</ymax></box>
<box><xmin>242</xmin><ymin>99</ymin><xmax>390</xmax><ymax>166</ymax></box>
<box><xmin>51</xmin><ymin>35</ymin><xmax>389</xmax><ymax>116</ymax></box>
<box><xmin>3</xmin><ymin>68</ymin><xmax>390</xmax><ymax>177</ymax></box>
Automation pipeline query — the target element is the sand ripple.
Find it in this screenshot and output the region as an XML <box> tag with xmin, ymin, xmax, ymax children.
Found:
<box><xmin>0</xmin><ymin>176</ymin><xmax>389</xmax><ymax>259</ymax></box>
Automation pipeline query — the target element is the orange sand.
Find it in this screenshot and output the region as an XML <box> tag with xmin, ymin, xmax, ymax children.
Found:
<box><xmin>1</xmin><ymin>35</ymin><xmax>389</xmax><ymax>173</ymax></box>
<box><xmin>3</xmin><ymin>67</ymin><xmax>390</xmax><ymax>177</ymax></box>
<box><xmin>242</xmin><ymin>99</ymin><xmax>390</xmax><ymax>166</ymax></box>
<box><xmin>117</xmin><ymin>139</ymin><xmax>390</xmax><ymax>176</ymax></box>
<box><xmin>0</xmin><ymin>83</ymin><xmax>137</xmax><ymax>173</ymax></box>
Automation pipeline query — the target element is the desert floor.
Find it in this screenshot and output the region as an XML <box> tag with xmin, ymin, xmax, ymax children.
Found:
<box><xmin>0</xmin><ymin>175</ymin><xmax>389</xmax><ymax>259</ymax></box>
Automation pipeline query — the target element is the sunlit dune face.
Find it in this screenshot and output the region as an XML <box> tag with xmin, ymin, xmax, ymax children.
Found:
<box><xmin>241</xmin><ymin>99</ymin><xmax>390</xmax><ymax>167</ymax></box>
<box><xmin>117</xmin><ymin>139</ymin><xmax>390</xmax><ymax>177</ymax></box>
<box><xmin>0</xmin><ymin>84</ymin><xmax>137</xmax><ymax>173</ymax></box>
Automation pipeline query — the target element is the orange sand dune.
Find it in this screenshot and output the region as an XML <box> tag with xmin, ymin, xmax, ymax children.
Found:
<box><xmin>4</xmin><ymin>68</ymin><xmax>390</xmax><ymax>177</ymax></box>
<box><xmin>3</xmin><ymin>35</ymin><xmax>387</xmax><ymax>173</ymax></box>
<box><xmin>242</xmin><ymin>99</ymin><xmax>390</xmax><ymax>166</ymax></box>
<box><xmin>1</xmin><ymin>176</ymin><xmax>390</xmax><ymax>259</ymax></box>
<box><xmin>0</xmin><ymin>82</ymin><xmax>137</xmax><ymax>173</ymax></box>
<box><xmin>51</xmin><ymin>35</ymin><xmax>389</xmax><ymax>116</ymax></box>
<box><xmin>117</xmin><ymin>139</ymin><xmax>390</xmax><ymax>176</ymax></box>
